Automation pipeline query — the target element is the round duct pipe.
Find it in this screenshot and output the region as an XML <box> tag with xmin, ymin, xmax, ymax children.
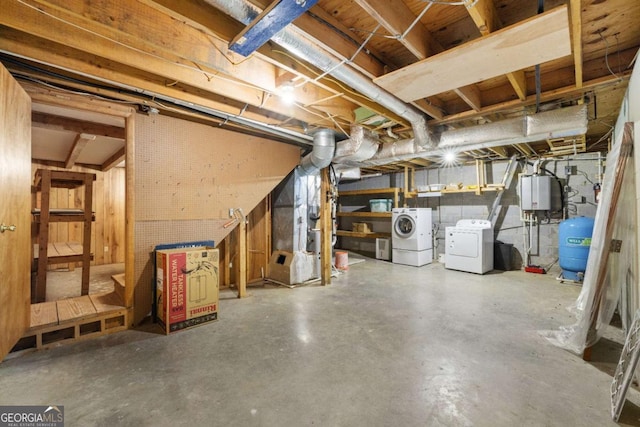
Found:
<box><xmin>298</xmin><ymin>128</ymin><xmax>335</xmax><ymax>176</ymax></box>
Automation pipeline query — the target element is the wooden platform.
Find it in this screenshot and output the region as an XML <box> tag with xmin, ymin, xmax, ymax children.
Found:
<box><xmin>9</xmin><ymin>291</ymin><xmax>127</xmax><ymax>356</ymax></box>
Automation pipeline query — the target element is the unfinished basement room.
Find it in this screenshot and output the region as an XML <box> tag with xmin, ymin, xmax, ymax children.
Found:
<box><xmin>1</xmin><ymin>0</ymin><xmax>640</xmax><ymax>425</ymax></box>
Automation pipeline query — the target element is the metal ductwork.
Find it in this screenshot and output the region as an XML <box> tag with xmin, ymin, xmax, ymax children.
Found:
<box><xmin>203</xmin><ymin>0</ymin><xmax>431</xmax><ymax>148</ymax></box>
<box><xmin>333</xmin><ymin>125</ymin><xmax>379</xmax><ymax>165</ymax></box>
<box><xmin>329</xmin><ymin>105</ymin><xmax>589</xmax><ymax>167</ymax></box>
<box><xmin>298</xmin><ymin>128</ymin><xmax>335</xmax><ymax>176</ymax></box>
<box><xmin>437</xmin><ymin>104</ymin><xmax>588</xmax><ymax>149</ymax></box>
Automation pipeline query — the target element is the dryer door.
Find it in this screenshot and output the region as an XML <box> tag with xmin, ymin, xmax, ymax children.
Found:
<box><xmin>448</xmin><ymin>230</ymin><xmax>479</xmax><ymax>257</ymax></box>
<box><xmin>394</xmin><ymin>214</ymin><xmax>416</xmax><ymax>239</ymax></box>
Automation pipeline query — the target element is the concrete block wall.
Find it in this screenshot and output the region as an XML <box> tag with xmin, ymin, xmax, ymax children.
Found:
<box><xmin>337</xmin><ymin>153</ymin><xmax>603</xmax><ymax>269</ymax></box>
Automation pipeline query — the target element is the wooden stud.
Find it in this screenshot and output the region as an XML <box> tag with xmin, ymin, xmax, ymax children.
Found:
<box><xmin>237</xmin><ymin>218</ymin><xmax>247</xmax><ymax>298</ymax></box>
<box><xmin>80</xmin><ymin>173</ymin><xmax>93</xmax><ymax>295</ymax></box>
<box><xmin>320</xmin><ymin>168</ymin><xmax>332</xmax><ymax>285</ymax></box>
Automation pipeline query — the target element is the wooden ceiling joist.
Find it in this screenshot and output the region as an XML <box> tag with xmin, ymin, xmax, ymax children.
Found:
<box><xmin>101</xmin><ymin>147</ymin><xmax>126</xmax><ymax>172</ymax></box>
<box><xmin>354</xmin><ymin>0</ymin><xmax>484</xmax><ymax>113</ymax></box>
<box><xmin>569</xmin><ymin>0</ymin><xmax>583</xmax><ymax>88</ymax></box>
<box><xmin>141</xmin><ymin>0</ymin><xmax>410</xmax><ymax>127</ymax></box>
<box><xmin>1</xmin><ymin>0</ymin><xmax>361</xmax><ymax>128</ymax></box>
<box><xmin>32</xmin><ymin>112</ymin><xmax>125</xmax><ymax>139</ymax></box>
<box><xmin>65</xmin><ymin>133</ymin><xmax>95</xmax><ymax>169</ymax></box>
<box><xmin>374</xmin><ymin>6</ymin><xmax>572</xmax><ymax>102</ymax></box>
<box><xmin>465</xmin><ymin>0</ymin><xmax>527</xmax><ymax>101</ymax></box>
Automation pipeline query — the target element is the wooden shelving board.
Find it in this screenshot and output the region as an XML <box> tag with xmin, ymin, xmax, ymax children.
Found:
<box><xmin>338</xmin><ymin>187</ymin><xmax>400</xmax><ymax>196</ymax></box>
<box><xmin>337</xmin><ymin>212</ymin><xmax>392</xmax><ymax>218</ymax></box>
<box><xmin>337</xmin><ymin>230</ymin><xmax>391</xmax><ymax>239</ymax></box>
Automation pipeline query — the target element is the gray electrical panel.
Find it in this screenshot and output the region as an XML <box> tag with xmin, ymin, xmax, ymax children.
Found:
<box><xmin>520</xmin><ymin>175</ymin><xmax>552</xmax><ymax>211</ymax></box>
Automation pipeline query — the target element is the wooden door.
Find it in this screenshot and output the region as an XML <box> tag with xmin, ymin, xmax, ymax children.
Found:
<box><xmin>0</xmin><ymin>63</ymin><xmax>31</xmax><ymax>360</ymax></box>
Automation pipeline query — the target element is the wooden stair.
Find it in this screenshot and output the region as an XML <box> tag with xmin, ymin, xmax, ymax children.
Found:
<box><xmin>8</xmin><ymin>291</ymin><xmax>127</xmax><ymax>357</ymax></box>
<box><xmin>112</xmin><ymin>273</ymin><xmax>125</xmax><ymax>302</ymax></box>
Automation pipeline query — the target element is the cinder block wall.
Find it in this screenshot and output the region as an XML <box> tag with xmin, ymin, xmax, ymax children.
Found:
<box><xmin>337</xmin><ymin>154</ymin><xmax>602</xmax><ymax>269</ymax></box>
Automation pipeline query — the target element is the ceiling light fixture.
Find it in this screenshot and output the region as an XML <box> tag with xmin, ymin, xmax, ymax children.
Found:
<box><xmin>439</xmin><ymin>150</ymin><xmax>459</xmax><ymax>167</ymax></box>
<box><xmin>279</xmin><ymin>82</ymin><xmax>296</xmax><ymax>105</ymax></box>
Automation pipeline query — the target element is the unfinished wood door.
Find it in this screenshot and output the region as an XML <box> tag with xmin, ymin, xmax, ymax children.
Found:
<box><xmin>0</xmin><ymin>63</ymin><xmax>31</xmax><ymax>360</ymax></box>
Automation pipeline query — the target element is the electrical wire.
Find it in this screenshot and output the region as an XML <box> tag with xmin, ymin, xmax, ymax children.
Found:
<box><xmin>599</xmin><ymin>31</ymin><xmax>621</xmax><ymax>80</ymax></box>
<box><xmin>271</xmin><ymin>49</ymin><xmax>376</xmax><ymax>102</ymax></box>
<box><xmin>419</xmin><ymin>0</ymin><xmax>479</xmax><ymax>5</ymax></box>
<box><xmin>576</xmin><ymin>170</ymin><xmax>594</xmax><ymax>185</ymax></box>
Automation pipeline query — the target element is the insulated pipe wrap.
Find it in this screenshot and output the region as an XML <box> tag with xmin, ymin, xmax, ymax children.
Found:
<box><xmin>333</xmin><ymin>125</ymin><xmax>380</xmax><ymax>164</ymax></box>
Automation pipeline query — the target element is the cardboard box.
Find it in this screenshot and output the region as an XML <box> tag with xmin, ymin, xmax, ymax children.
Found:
<box><xmin>156</xmin><ymin>247</ymin><xmax>219</xmax><ymax>334</ymax></box>
<box><xmin>352</xmin><ymin>222</ymin><xmax>372</xmax><ymax>233</ymax></box>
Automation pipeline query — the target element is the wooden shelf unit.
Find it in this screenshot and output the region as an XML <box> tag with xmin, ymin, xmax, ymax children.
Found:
<box><xmin>336</xmin><ymin>187</ymin><xmax>399</xmax><ymax>239</ymax></box>
<box><xmin>336</xmin><ymin>211</ymin><xmax>392</xmax><ymax>218</ymax></box>
<box><xmin>32</xmin><ymin>169</ymin><xmax>96</xmax><ymax>303</ymax></box>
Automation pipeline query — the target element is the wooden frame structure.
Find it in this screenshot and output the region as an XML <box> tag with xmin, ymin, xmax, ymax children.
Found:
<box><xmin>21</xmin><ymin>82</ymin><xmax>136</xmax><ymax>325</ymax></box>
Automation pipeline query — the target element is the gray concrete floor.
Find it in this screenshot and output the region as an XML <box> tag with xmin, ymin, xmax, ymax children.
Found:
<box><xmin>2</xmin><ymin>258</ymin><xmax>639</xmax><ymax>426</ymax></box>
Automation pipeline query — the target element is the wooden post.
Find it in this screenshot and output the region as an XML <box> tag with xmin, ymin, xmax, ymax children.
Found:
<box><xmin>265</xmin><ymin>195</ymin><xmax>272</xmax><ymax>278</ymax></box>
<box><xmin>124</xmin><ymin>112</ymin><xmax>135</xmax><ymax>317</ymax></box>
<box><xmin>404</xmin><ymin>165</ymin><xmax>409</xmax><ymax>201</ymax></box>
<box><xmin>80</xmin><ymin>173</ymin><xmax>93</xmax><ymax>295</ymax></box>
<box><xmin>237</xmin><ymin>218</ymin><xmax>247</xmax><ymax>298</ymax></box>
<box><xmin>475</xmin><ymin>159</ymin><xmax>483</xmax><ymax>195</ymax></box>
<box><xmin>321</xmin><ymin>167</ymin><xmax>332</xmax><ymax>285</ymax></box>
<box><xmin>36</xmin><ymin>169</ymin><xmax>51</xmax><ymax>303</ymax></box>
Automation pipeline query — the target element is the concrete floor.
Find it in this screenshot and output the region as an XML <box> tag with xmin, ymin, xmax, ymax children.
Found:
<box><xmin>1</xmin><ymin>258</ymin><xmax>639</xmax><ymax>426</ymax></box>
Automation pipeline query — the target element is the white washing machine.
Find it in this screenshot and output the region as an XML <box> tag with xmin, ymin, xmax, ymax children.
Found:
<box><xmin>445</xmin><ymin>219</ymin><xmax>494</xmax><ymax>274</ymax></box>
<box><xmin>392</xmin><ymin>208</ymin><xmax>432</xmax><ymax>267</ymax></box>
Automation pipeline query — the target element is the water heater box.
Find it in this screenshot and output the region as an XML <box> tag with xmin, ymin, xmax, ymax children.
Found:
<box><xmin>520</xmin><ymin>175</ymin><xmax>551</xmax><ymax>211</ymax></box>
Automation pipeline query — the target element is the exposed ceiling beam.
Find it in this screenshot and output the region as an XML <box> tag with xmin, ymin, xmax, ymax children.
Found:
<box><xmin>487</xmin><ymin>146</ymin><xmax>508</xmax><ymax>158</ymax></box>
<box><xmin>141</xmin><ymin>0</ymin><xmax>411</xmax><ymax>127</ymax></box>
<box><xmin>454</xmin><ymin>84</ymin><xmax>482</xmax><ymax>112</ymax></box>
<box><xmin>1</xmin><ymin>0</ymin><xmax>355</xmax><ymax>128</ymax></box>
<box><xmin>32</xmin><ymin>112</ymin><xmax>125</xmax><ymax>139</ymax></box>
<box><xmin>465</xmin><ymin>0</ymin><xmax>527</xmax><ymax>101</ymax></box>
<box><xmin>569</xmin><ymin>0</ymin><xmax>583</xmax><ymax>88</ymax></box>
<box><xmin>433</xmin><ymin>72</ymin><xmax>630</xmax><ymax>126</ymax></box>
<box><xmin>101</xmin><ymin>147</ymin><xmax>126</xmax><ymax>172</ymax></box>
<box><xmin>228</xmin><ymin>0</ymin><xmax>318</xmax><ymax>57</ymax></box>
<box><xmin>353</xmin><ymin>0</ymin><xmax>483</xmax><ymax>112</ymax></box>
<box><xmin>0</xmin><ymin>29</ymin><xmax>389</xmax><ymax>132</ymax></box>
<box><xmin>65</xmin><ymin>133</ymin><xmax>95</xmax><ymax>169</ymax></box>
<box><xmin>374</xmin><ymin>6</ymin><xmax>572</xmax><ymax>103</ymax></box>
